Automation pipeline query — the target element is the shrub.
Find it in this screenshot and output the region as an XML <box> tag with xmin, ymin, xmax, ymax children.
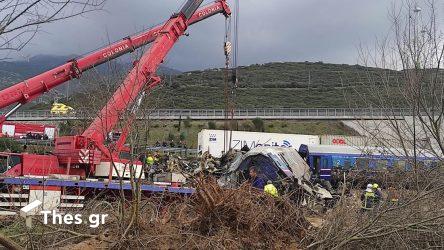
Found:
<box><xmin>184</xmin><ymin>116</ymin><xmax>192</xmax><ymax>128</ymax></box>
<box><xmin>0</xmin><ymin>138</ymin><xmax>23</xmax><ymax>153</ymax></box>
<box><xmin>252</xmin><ymin>117</ymin><xmax>265</xmax><ymax>132</ymax></box>
<box><xmin>208</xmin><ymin>121</ymin><xmax>216</xmax><ymax>129</ymax></box>
<box><xmin>167</xmin><ymin>132</ymin><xmax>175</xmax><ymax>141</ymax></box>
<box><xmin>59</xmin><ymin>120</ymin><xmax>75</xmax><ymax>135</ymax></box>
<box><xmin>218</xmin><ymin>124</ymin><xmax>229</xmax><ymax>130</ymax></box>
<box><xmin>241</xmin><ymin>120</ymin><xmax>254</xmax><ymax>131</ymax></box>
<box><xmin>179</xmin><ymin>132</ymin><xmax>186</xmax><ymax>141</ymax></box>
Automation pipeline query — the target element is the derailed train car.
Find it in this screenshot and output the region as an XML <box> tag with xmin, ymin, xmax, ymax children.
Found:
<box><xmin>305</xmin><ymin>145</ymin><xmax>439</xmax><ymax>181</ymax></box>
<box><xmin>218</xmin><ymin>146</ymin><xmax>333</xmax><ymax>204</ymax></box>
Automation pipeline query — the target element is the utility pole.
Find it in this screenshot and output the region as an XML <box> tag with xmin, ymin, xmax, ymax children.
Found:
<box><xmin>308</xmin><ymin>70</ymin><xmax>311</xmax><ymax>90</ymax></box>
<box><xmin>412</xmin><ymin>5</ymin><xmax>421</xmax><ymax>170</ymax></box>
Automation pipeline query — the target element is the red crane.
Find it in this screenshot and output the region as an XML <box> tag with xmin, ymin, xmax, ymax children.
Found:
<box><xmin>0</xmin><ymin>0</ymin><xmax>230</xmax><ymax>123</ymax></box>
<box><xmin>0</xmin><ymin>0</ymin><xmax>231</xmax><ymax>179</ymax></box>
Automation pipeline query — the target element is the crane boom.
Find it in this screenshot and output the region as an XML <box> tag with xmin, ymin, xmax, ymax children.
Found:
<box><xmin>82</xmin><ymin>0</ymin><xmax>204</xmax><ymax>145</ymax></box>
<box><xmin>53</xmin><ymin>0</ymin><xmax>231</xmax><ymax>172</ymax></box>
<box><xmin>0</xmin><ymin>0</ymin><xmax>230</xmax><ymax>122</ymax></box>
<box><xmin>1</xmin><ymin>0</ymin><xmax>231</xmax><ymax>180</ymax></box>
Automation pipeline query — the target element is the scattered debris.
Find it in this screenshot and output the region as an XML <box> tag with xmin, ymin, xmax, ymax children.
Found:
<box><xmin>218</xmin><ymin>147</ymin><xmax>334</xmax><ymax>203</ymax></box>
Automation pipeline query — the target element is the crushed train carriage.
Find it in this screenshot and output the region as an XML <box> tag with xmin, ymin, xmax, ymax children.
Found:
<box><xmin>218</xmin><ymin>146</ymin><xmax>333</xmax><ymax>204</ymax></box>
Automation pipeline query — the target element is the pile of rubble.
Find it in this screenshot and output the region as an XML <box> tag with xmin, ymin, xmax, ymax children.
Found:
<box><xmin>149</xmin><ymin>146</ymin><xmax>335</xmax><ymax>208</ymax></box>
<box><xmin>150</xmin><ymin>150</ymin><xmax>239</xmax><ymax>177</ymax></box>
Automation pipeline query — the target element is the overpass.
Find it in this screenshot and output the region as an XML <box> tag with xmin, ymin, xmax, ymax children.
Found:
<box><xmin>3</xmin><ymin>108</ymin><xmax>409</xmax><ymax>121</ymax></box>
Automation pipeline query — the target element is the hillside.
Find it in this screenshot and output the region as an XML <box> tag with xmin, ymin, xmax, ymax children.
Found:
<box><xmin>0</xmin><ymin>55</ymin><xmax>78</xmax><ymax>80</ymax></box>
<box><xmin>145</xmin><ymin>61</ymin><xmax>399</xmax><ymax>109</ymax></box>
<box><xmin>0</xmin><ymin>58</ymin><xmax>409</xmax><ymax>109</ymax></box>
<box><xmin>0</xmin><ymin>55</ymin><xmax>181</xmax><ymax>108</ymax></box>
<box><xmin>0</xmin><ymin>54</ymin><xmax>181</xmax><ymax>81</ymax></box>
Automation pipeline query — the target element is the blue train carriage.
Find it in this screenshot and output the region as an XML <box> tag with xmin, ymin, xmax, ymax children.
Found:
<box><xmin>304</xmin><ymin>145</ymin><xmax>438</xmax><ymax>180</ymax></box>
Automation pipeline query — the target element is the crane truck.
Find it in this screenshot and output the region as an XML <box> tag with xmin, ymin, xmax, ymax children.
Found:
<box><xmin>0</xmin><ymin>0</ymin><xmax>230</xmax><ymax>143</ymax></box>
<box><xmin>0</xmin><ymin>0</ymin><xmax>231</xmax><ymax>211</ymax></box>
<box><xmin>0</xmin><ymin>0</ymin><xmax>230</xmax><ymax>178</ymax></box>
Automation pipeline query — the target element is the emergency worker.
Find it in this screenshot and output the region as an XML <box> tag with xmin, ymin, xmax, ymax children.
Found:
<box><xmin>264</xmin><ymin>180</ymin><xmax>279</xmax><ymax>198</ymax></box>
<box><xmin>145</xmin><ymin>156</ymin><xmax>155</xmax><ymax>180</ymax></box>
<box><xmin>361</xmin><ymin>184</ymin><xmax>375</xmax><ymax>210</ymax></box>
<box><xmin>146</xmin><ymin>156</ymin><xmax>154</xmax><ymax>166</ymax></box>
<box><xmin>153</xmin><ymin>152</ymin><xmax>160</xmax><ymax>164</ymax></box>
<box><xmin>372</xmin><ymin>183</ymin><xmax>383</xmax><ymax>202</ymax></box>
<box><xmin>249</xmin><ymin>166</ymin><xmax>266</xmax><ymax>190</ymax></box>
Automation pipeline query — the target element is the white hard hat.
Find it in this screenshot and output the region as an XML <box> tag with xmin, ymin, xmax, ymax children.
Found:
<box><xmin>367</xmin><ymin>184</ymin><xmax>373</xmax><ymax>189</ymax></box>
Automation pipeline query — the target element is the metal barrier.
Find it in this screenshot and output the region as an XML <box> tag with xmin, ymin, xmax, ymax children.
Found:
<box><xmin>3</xmin><ymin>108</ymin><xmax>411</xmax><ymax>121</ymax></box>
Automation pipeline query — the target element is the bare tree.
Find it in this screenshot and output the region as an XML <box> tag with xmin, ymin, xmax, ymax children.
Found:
<box><xmin>307</xmin><ymin>168</ymin><xmax>444</xmax><ymax>249</ymax></box>
<box><xmin>347</xmin><ymin>0</ymin><xmax>444</xmax><ymax>162</ymax></box>
<box><xmin>0</xmin><ymin>0</ymin><xmax>106</xmax><ymax>59</ymax></box>
<box><xmin>316</xmin><ymin>2</ymin><xmax>444</xmax><ymax>247</ymax></box>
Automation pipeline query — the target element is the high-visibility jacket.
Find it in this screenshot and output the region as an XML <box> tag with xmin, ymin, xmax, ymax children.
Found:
<box><xmin>362</xmin><ymin>191</ymin><xmax>375</xmax><ymax>210</ymax></box>
<box><xmin>264</xmin><ymin>183</ymin><xmax>279</xmax><ymax>197</ymax></box>
<box><xmin>146</xmin><ymin>156</ymin><xmax>154</xmax><ymax>165</ymax></box>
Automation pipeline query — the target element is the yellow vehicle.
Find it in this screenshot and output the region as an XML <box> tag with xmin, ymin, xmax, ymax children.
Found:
<box><xmin>50</xmin><ymin>102</ymin><xmax>74</xmax><ymax>115</ymax></box>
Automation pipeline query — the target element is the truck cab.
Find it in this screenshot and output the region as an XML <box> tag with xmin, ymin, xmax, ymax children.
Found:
<box><xmin>0</xmin><ymin>153</ymin><xmax>22</xmax><ymax>175</ymax></box>
<box><xmin>0</xmin><ymin>153</ymin><xmax>85</xmax><ymax>177</ymax></box>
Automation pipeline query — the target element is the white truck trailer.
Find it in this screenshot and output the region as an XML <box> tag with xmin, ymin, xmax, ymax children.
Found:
<box><xmin>198</xmin><ymin>129</ymin><xmax>319</xmax><ymax>157</ymax></box>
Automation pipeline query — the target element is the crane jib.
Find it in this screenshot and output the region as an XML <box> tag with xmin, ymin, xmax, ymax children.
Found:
<box><xmin>81</xmin><ymin>0</ymin><xmax>226</xmax><ymax>150</ymax></box>
<box><xmin>181</xmin><ymin>0</ymin><xmax>204</xmax><ymax>19</ymax></box>
<box><xmin>0</xmin><ymin>0</ymin><xmax>232</xmax><ymax>182</ymax></box>
<box><xmin>0</xmin><ymin>1</ymin><xmax>230</xmax><ymax>120</ymax></box>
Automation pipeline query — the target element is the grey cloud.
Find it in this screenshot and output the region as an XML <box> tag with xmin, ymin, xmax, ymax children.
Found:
<box><xmin>10</xmin><ymin>0</ymin><xmax>434</xmax><ymax>71</ymax></box>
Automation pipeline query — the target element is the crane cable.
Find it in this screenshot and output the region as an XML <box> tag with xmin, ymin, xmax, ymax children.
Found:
<box><xmin>223</xmin><ymin>13</ymin><xmax>232</xmax><ymax>153</ymax></box>
<box><xmin>223</xmin><ymin>0</ymin><xmax>239</xmax><ymax>154</ymax></box>
<box><xmin>231</xmin><ymin>0</ymin><xmax>239</xmax><ymax>149</ymax></box>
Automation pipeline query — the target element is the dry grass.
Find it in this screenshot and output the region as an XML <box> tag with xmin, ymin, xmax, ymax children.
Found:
<box><xmin>306</xmin><ymin>168</ymin><xmax>444</xmax><ymax>249</ymax></box>
<box><xmin>110</xmin><ymin>177</ymin><xmax>309</xmax><ymax>249</ymax></box>
<box><xmin>3</xmin><ymin>177</ymin><xmax>309</xmax><ymax>249</ymax></box>
<box><xmin>3</xmin><ymin>169</ymin><xmax>444</xmax><ymax>249</ymax></box>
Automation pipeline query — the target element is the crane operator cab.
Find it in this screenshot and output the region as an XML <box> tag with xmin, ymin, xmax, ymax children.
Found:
<box><xmin>50</xmin><ymin>102</ymin><xmax>74</xmax><ymax>115</ymax></box>
<box><xmin>0</xmin><ymin>153</ymin><xmax>21</xmax><ymax>175</ymax></box>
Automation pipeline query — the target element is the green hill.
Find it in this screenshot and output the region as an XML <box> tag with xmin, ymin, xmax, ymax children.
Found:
<box><xmin>146</xmin><ymin>61</ymin><xmax>396</xmax><ymax>109</ymax></box>
<box><xmin>21</xmin><ymin>60</ymin><xmax>409</xmax><ymax>110</ymax></box>
<box><xmin>0</xmin><ymin>55</ymin><xmax>181</xmax><ymax>110</ymax></box>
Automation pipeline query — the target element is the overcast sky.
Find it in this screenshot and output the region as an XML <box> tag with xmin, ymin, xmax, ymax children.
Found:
<box><xmin>12</xmin><ymin>0</ymin><xmax>441</xmax><ymax>71</ymax></box>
